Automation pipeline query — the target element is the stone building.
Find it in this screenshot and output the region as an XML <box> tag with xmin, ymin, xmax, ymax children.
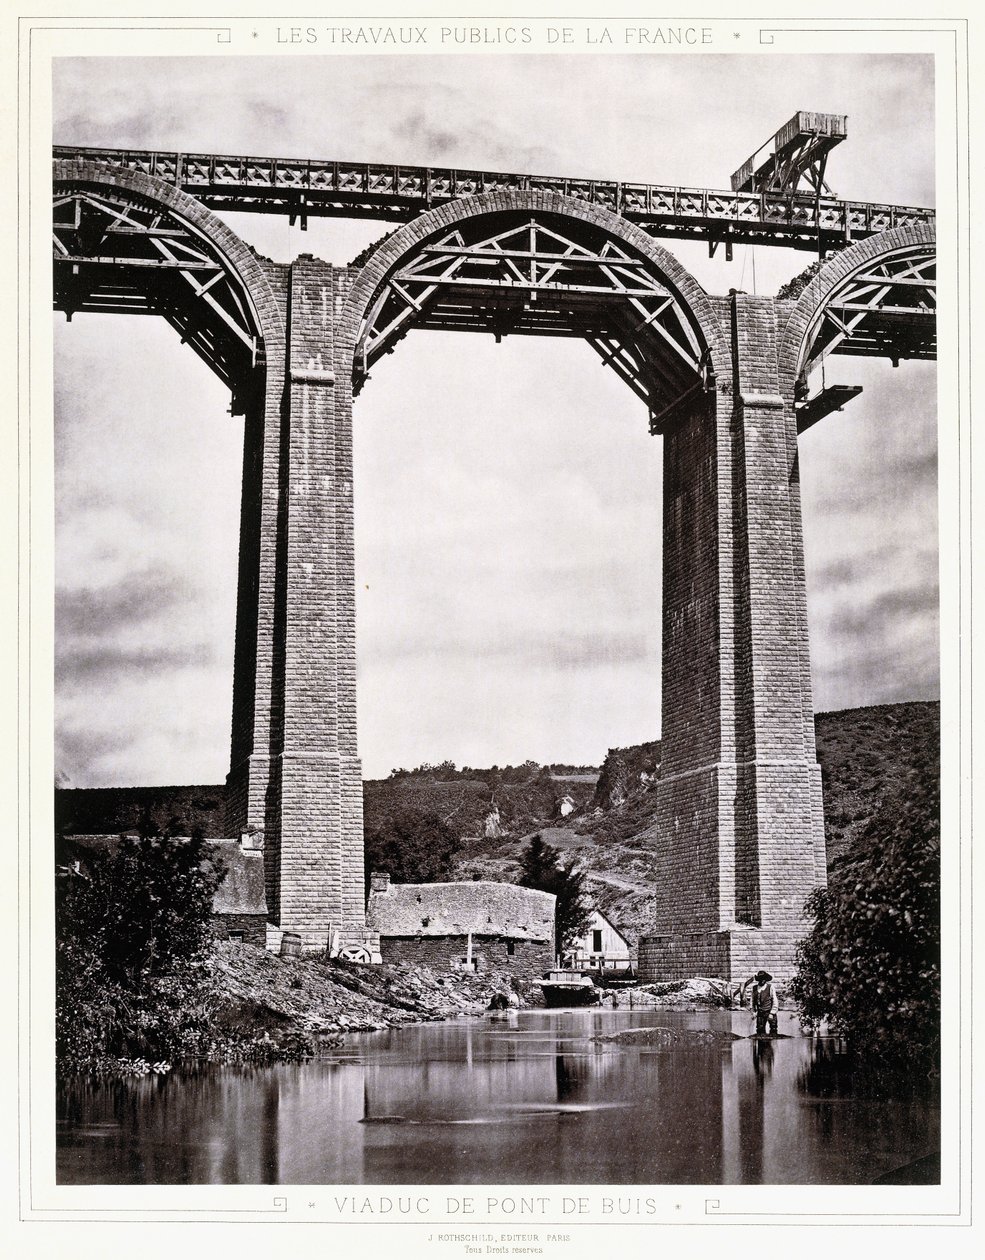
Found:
<box><xmin>210</xmin><ymin>836</ymin><xmax>268</xmax><ymax>946</ymax></box>
<box><xmin>366</xmin><ymin>875</ymin><xmax>555</xmax><ymax>979</ymax></box>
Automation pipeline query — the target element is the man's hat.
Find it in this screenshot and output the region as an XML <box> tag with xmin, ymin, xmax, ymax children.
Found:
<box><xmin>755</xmin><ymin>970</ymin><xmax>772</xmax><ymax>982</ymax></box>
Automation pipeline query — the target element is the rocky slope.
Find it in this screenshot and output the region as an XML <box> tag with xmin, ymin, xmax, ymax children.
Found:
<box><xmin>209</xmin><ymin>940</ymin><xmax>541</xmax><ymax>1042</ymax></box>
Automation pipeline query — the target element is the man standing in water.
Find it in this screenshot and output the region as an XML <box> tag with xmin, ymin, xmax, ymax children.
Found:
<box><xmin>739</xmin><ymin>970</ymin><xmax>780</xmax><ymax>1036</ymax></box>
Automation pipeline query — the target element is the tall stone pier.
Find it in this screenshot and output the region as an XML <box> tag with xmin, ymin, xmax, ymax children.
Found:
<box><xmin>223</xmin><ymin>253</ymin><xmax>374</xmax><ymax>954</ymax></box>
<box><xmin>638</xmin><ymin>293</ymin><xmax>826</xmax><ymax>983</ymax></box>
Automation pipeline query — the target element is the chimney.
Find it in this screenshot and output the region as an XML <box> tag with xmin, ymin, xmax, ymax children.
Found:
<box><xmin>369</xmin><ymin>871</ymin><xmax>390</xmax><ymax>895</ymax></box>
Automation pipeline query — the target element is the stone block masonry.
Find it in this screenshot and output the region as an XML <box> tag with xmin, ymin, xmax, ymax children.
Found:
<box><xmin>223</xmin><ymin>256</ymin><xmax>370</xmax><ymax>951</ymax></box>
<box><xmin>381</xmin><ymin>936</ymin><xmax>552</xmax><ymax>980</ymax></box>
<box><xmin>638</xmin><ymin>294</ymin><xmax>826</xmax><ymax>983</ymax></box>
<box><xmin>213</xmin><ymin>913</ymin><xmax>268</xmax><ymax>948</ymax></box>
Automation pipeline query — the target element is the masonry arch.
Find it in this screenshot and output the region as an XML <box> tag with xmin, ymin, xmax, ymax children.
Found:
<box><xmin>323</xmin><ymin>193</ymin><xmax>832</xmax><ymax>976</ymax></box>
<box><xmin>336</xmin><ymin>191</ymin><xmax>730</xmax><ymax>433</ymax></box>
<box><xmin>779</xmin><ymin>223</ymin><xmax>936</xmax><ymax>402</ymax></box>
<box><xmin>53</xmin><ymin>161</ymin><xmax>290</xmax><ymax>820</ymax></box>
<box><xmin>52</xmin><ymin>160</ymin><xmax>284</xmax><ymax>410</ymax></box>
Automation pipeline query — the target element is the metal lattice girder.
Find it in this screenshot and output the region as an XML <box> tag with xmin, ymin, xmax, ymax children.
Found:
<box><xmin>354</xmin><ymin>213</ymin><xmax>708</xmax><ymax>428</ymax></box>
<box><xmin>53</xmin><ymin>185</ymin><xmax>261</xmax><ymax>411</ymax></box>
<box><xmin>52</xmin><ymin>144</ymin><xmax>934</xmax><ymax>255</ymax></box>
<box><xmin>803</xmin><ymin>245</ymin><xmax>936</xmax><ymax>372</ymax></box>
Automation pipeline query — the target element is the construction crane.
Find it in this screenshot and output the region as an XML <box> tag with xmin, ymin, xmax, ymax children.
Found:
<box><xmin>731</xmin><ymin>111</ymin><xmax>848</xmax><ymax>198</ymax></box>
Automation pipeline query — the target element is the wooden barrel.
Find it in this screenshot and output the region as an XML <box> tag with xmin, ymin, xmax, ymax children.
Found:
<box><xmin>279</xmin><ymin>931</ymin><xmax>302</xmax><ymax>958</ymax></box>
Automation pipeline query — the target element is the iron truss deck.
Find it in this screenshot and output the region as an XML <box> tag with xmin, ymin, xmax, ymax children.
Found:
<box><xmin>52</xmin><ymin>145</ymin><xmax>934</xmax><ymax>255</ymax></box>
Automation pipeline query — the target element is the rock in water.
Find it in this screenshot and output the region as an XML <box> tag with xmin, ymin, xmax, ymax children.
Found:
<box><xmin>593</xmin><ymin>1026</ymin><xmax>743</xmax><ymax>1047</ymax></box>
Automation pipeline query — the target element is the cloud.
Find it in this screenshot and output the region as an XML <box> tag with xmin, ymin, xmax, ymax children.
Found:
<box><xmin>56</xmin><ymin>567</ymin><xmax>190</xmax><ymax>639</ymax></box>
<box><xmin>816</xmin><ymin>442</ymin><xmax>937</xmax><ymax>517</ymax></box>
<box><xmin>56</xmin><ymin>641</ymin><xmax>215</xmax><ymax>686</ymax></box>
<box><xmin>55</xmin><ymin>724</ymin><xmax>141</xmax><ymax>785</ymax></box>
<box><xmin>826</xmin><ymin>584</ymin><xmax>939</xmax><ymax>646</ymax></box>
<box><xmin>370</xmin><ymin>626</ymin><xmax>651</xmax><ymax>670</ymax></box>
<box><xmin>809</xmin><ymin>576</ymin><xmax>940</xmax><ymax>715</ymax></box>
<box><xmin>390</xmin><ymin>109</ymin><xmax>462</xmax><ymax>160</ymax></box>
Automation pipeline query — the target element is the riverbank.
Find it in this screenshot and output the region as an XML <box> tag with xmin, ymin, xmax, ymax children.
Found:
<box><xmin>209</xmin><ymin>940</ymin><xmax>539</xmax><ymax>1046</ymax></box>
<box><xmin>60</xmin><ymin>942</ymin><xmax>791</xmax><ymax>1075</ymax></box>
<box><xmin>207</xmin><ymin>942</ymin><xmax>759</xmax><ymax>1059</ymax></box>
<box><xmin>57</xmin><ymin>1006</ymin><xmax>939</xmax><ymax>1186</ymax></box>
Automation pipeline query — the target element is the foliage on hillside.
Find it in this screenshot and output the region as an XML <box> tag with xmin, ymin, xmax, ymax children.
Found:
<box><xmin>56</xmin><ymin>763</ymin><xmax>599</xmax><ymax>853</ymax></box>
<box><xmin>591</xmin><ymin>740</ymin><xmax>661</xmax><ymax>810</ymax></box>
<box><xmin>579</xmin><ymin>702</ymin><xmax>939</xmax><ymax>859</ymax></box>
<box><xmin>364</xmin><ymin>807</ymin><xmax>459</xmax><ymax>885</ymax></box>
<box><xmin>55</xmin><ymin>785</ymin><xmax>227</xmax><ymax>839</ymax></box>
<box><xmin>385</xmin><ymin>758</ymin><xmax>575</xmax><ymax>784</ymax></box>
<box><xmin>55</xmin><ymin>703</ymin><xmax>940</xmax><ymax>981</ymax></box>
<box><xmin>363</xmin><ymin>763</ymin><xmax>595</xmax><ymax>844</ymax></box>
<box><xmin>464</xmin><ymin>703</ymin><xmax>940</xmax><ymax>947</ymax></box>
<box><xmin>790</xmin><ymin>761</ymin><xmax>940</xmax><ymax>1072</ymax></box>
<box><xmin>776</xmin><ymin>257</ymin><xmax>824</xmax><ymax>301</ymax></box>
<box><xmin>814</xmin><ymin>702</ymin><xmax>939</xmax><ymax>864</ymax></box>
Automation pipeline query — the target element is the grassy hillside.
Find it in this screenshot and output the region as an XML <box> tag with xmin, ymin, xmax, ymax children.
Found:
<box><xmin>363</xmin><ymin>767</ymin><xmax>598</xmax><ymax>841</ymax></box>
<box><xmin>814</xmin><ymin>702</ymin><xmax>939</xmax><ymax>864</ymax></box>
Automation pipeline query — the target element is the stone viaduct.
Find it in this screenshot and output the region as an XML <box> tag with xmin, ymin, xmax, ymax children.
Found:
<box><xmin>52</xmin><ymin>123</ymin><xmax>936</xmax><ymax>977</ymax></box>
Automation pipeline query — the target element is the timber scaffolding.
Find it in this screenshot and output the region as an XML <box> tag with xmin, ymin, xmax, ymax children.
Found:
<box><xmin>53</xmin><ymin>143</ymin><xmax>934</xmax><ymax>255</ymax></box>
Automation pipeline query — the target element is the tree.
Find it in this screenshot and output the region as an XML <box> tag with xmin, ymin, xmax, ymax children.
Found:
<box><xmin>364</xmin><ymin>807</ymin><xmax>458</xmax><ymax>887</ymax></box>
<box><xmin>56</xmin><ymin>825</ymin><xmax>226</xmax><ymax>1071</ymax></box>
<box><xmin>517</xmin><ymin>834</ymin><xmax>592</xmax><ymax>956</ymax></box>
<box><xmin>790</xmin><ymin>764</ymin><xmax>940</xmax><ymax>1073</ymax></box>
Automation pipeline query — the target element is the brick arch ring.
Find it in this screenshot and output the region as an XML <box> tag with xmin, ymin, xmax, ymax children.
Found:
<box><xmin>335</xmin><ymin>190</ymin><xmax>731</xmax><ymax>422</ymax></box>
<box><xmin>52</xmin><ymin>160</ymin><xmax>285</xmax><ymax>381</ymax></box>
<box><xmin>778</xmin><ymin>222</ymin><xmax>936</xmax><ymax>390</ymax></box>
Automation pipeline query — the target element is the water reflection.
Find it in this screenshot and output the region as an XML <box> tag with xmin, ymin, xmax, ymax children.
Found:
<box><xmin>57</xmin><ymin>1010</ymin><xmax>939</xmax><ymax>1185</ymax></box>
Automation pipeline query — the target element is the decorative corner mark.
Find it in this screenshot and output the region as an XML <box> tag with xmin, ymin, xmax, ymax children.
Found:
<box><xmin>705</xmin><ymin>1199</ymin><xmax>721</xmax><ymax>1214</ymax></box>
<box><xmin>217</xmin><ymin>30</ymin><xmax>231</xmax><ymax>44</ymax></box>
<box><xmin>273</xmin><ymin>1197</ymin><xmax>288</xmax><ymax>1212</ymax></box>
<box><xmin>759</xmin><ymin>30</ymin><xmax>775</xmax><ymax>44</ymax></box>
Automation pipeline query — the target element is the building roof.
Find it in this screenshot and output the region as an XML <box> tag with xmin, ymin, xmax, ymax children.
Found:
<box><xmin>367</xmin><ymin>880</ymin><xmax>555</xmax><ymax>941</ymax></box>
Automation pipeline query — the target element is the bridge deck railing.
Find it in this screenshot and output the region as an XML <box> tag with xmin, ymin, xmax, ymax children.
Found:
<box><xmin>53</xmin><ymin>145</ymin><xmax>934</xmax><ymax>253</ymax></box>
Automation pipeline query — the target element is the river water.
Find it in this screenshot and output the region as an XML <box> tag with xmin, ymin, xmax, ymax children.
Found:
<box><xmin>57</xmin><ymin>1008</ymin><xmax>939</xmax><ymax>1185</ymax></box>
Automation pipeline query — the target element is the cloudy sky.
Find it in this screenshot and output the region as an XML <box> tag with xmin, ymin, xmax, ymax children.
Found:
<box><xmin>52</xmin><ymin>52</ymin><xmax>938</xmax><ymax>785</ymax></box>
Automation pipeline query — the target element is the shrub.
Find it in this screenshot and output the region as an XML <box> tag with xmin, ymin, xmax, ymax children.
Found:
<box><xmin>56</xmin><ymin>826</ymin><xmax>226</xmax><ymax>1072</ymax></box>
<box><xmin>790</xmin><ymin>764</ymin><xmax>940</xmax><ymax>1073</ymax></box>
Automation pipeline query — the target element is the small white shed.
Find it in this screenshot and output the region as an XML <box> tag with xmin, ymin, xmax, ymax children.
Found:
<box><xmin>567</xmin><ymin>909</ymin><xmax>634</xmax><ymax>972</ymax></box>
